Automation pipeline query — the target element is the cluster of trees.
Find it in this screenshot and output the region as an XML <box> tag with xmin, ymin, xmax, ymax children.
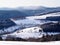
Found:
<box><xmin>41</xmin><ymin>22</ymin><xmax>60</xmax><ymax>32</ymax></box>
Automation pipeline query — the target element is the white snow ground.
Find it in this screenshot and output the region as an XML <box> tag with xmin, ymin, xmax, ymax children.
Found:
<box><xmin>0</xmin><ymin>41</ymin><xmax>60</xmax><ymax>45</ymax></box>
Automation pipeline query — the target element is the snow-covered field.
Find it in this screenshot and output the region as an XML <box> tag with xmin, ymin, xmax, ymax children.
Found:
<box><xmin>0</xmin><ymin>41</ymin><xmax>60</xmax><ymax>45</ymax></box>
<box><xmin>11</xmin><ymin>19</ymin><xmax>41</xmax><ymax>25</ymax></box>
<box><xmin>26</xmin><ymin>12</ymin><xmax>60</xmax><ymax>20</ymax></box>
<box><xmin>11</xmin><ymin>12</ymin><xmax>60</xmax><ymax>26</ymax></box>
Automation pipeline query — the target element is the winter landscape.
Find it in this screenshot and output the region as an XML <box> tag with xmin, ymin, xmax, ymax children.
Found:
<box><xmin>0</xmin><ymin>0</ymin><xmax>60</xmax><ymax>45</ymax></box>
<box><xmin>0</xmin><ymin>6</ymin><xmax>60</xmax><ymax>42</ymax></box>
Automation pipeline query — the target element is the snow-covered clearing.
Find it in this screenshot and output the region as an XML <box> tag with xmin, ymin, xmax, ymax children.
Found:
<box><xmin>0</xmin><ymin>41</ymin><xmax>60</xmax><ymax>45</ymax></box>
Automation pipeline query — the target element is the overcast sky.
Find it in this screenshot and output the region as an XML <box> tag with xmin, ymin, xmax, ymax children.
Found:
<box><xmin>0</xmin><ymin>0</ymin><xmax>60</xmax><ymax>8</ymax></box>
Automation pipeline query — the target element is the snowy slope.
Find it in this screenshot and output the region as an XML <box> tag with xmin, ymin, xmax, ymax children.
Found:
<box><xmin>11</xmin><ymin>18</ymin><xmax>52</xmax><ymax>26</ymax></box>
<box><xmin>26</xmin><ymin>12</ymin><xmax>60</xmax><ymax>20</ymax></box>
<box><xmin>11</xmin><ymin>19</ymin><xmax>41</xmax><ymax>25</ymax></box>
<box><xmin>1</xmin><ymin>27</ymin><xmax>60</xmax><ymax>40</ymax></box>
<box><xmin>2</xmin><ymin>27</ymin><xmax>43</xmax><ymax>39</ymax></box>
<box><xmin>0</xmin><ymin>25</ymin><xmax>20</xmax><ymax>35</ymax></box>
<box><xmin>11</xmin><ymin>12</ymin><xmax>60</xmax><ymax>26</ymax></box>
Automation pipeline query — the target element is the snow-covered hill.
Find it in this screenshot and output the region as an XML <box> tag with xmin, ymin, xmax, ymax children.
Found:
<box><xmin>1</xmin><ymin>26</ymin><xmax>60</xmax><ymax>40</ymax></box>
<box><xmin>0</xmin><ymin>25</ymin><xmax>20</xmax><ymax>35</ymax></box>
<box><xmin>26</xmin><ymin>12</ymin><xmax>60</xmax><ymax>20</ymax></box>
<box><xmin>11</xmin><ymin>12</ymin><xmax>60</xmax><ymax>27</ymax></box>
<box><xmin>1</xmin><ymin>27</ymin><xmax>43</xmax><ymax>39</ymax></box>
